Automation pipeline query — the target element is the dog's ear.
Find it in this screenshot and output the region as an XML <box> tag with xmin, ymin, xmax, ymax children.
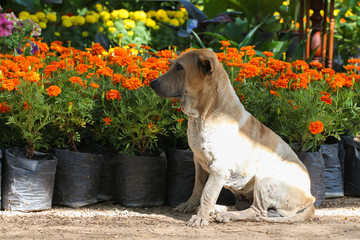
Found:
<box><xmin>198</xmin><ymin>55</ymin><xmax>214</xmax><ymax>77</ymax></box>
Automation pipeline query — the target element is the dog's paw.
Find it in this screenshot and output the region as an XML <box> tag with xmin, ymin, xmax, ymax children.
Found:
<box><xmin>215</xmin><ymin>212</ymin><xmax>235</xmax><ymax>223</ymax></box>
<box><xmin>174</xmin><ymin>201</ymin><xmax>197</xmax><ymax>213</ymax></box>
<box><xmin>186</xmin><ymin>215</ymin><xmax>209</xmax><ymax>227</ymax></box>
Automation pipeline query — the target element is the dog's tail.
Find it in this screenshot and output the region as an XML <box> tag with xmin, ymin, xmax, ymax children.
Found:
<box><xmin>259</xmin><ymin>203</ymin><xmax>315</xmax><ymax>223</ymax></box>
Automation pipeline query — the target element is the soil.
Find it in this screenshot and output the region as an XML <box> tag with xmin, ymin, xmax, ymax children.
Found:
<box><xmin>0</xmin><ymin>197</ymin><xmax>359</xmax><ymax>240</ymax></box>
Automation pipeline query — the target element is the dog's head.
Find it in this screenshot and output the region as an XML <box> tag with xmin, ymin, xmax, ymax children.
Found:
<box><xmin>150</xmin><ymin>49</ymin><xmax>217</xmax><ymax>100</ymax></box>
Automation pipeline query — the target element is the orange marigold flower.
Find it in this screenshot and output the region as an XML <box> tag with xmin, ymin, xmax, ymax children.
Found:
<box><xmin>121</xmin><ymin>77</ymin><xmax>143</xmax><ymax>90</ymax></box>
<box><xmin>96</xmin><ymin>66</ymin><xmax>113</xmax><ymax>77</ymax></box>
<box><xmin>320</xmin><ymin>91</ymin><xmax>330</xmax><ymax>96</ymax></box>
<box><xmin>320</xmin><ymin>96</ymin><xmax>332</xmax><ymax>105</ymax></box>
<box><xmin>128</xmin><ymin>43</ymin><xmax>138</xmax><ymax>48</ymax></box>
<box><xmin>1</xmin><ymin>78</ymin><xmax>20</xmax><ymax>91</ymax></box>
<box><xmin>270</xmin><ymin>90</ymin><xmax>279</xmax><ymax>96</ymax></box>
<box><xmin>46</xmin><ymin>85</ymin><xmax>61</xmax><ymax>97</ymax></box>
<box><xmin>91</xmin><ymin>43</ymin><xmax>106</xmax><ymax>56</ymax></box>
<box><xmin>69</xmin><ymin>76</ymin><xmax>84</xmax><ymax>86</ymax></box>
<box><xmin>75</xmin><ymin>64</ymin><xmax>89</xmax><ymax>74</ymax></box>
<box><xmin>24</xmin><ymin>71</ymin><xmax>40</xmax><ymax>82</ymax></box>
<box><xmin>148</xmin><ymin>121</ymin><xmax>153</xmax><ymax>128</ymax></box>
<box><xmin>103</xmin><ymin>117</ymin><xmax>112</xmax><ymax>125</ymax></box>
<box><xmin>23</xmin><ymin>102</ymin><xmax>31</xmax><ymax>111</ymax></box>
<box><xmin>178</xmin><ymin>118</ymin><xmax>184</xmax><ymax>124</ymax></box>
<box><xmin>292</xmin><ymin>60</ymin><xmax>309</xmax><ymax>71</ymax></box>
<box><xmin>220</xmin><ymin>40</ymin><xmax>230</xmax><ymax>47</ymax></box>
<box><xmin>321</xmin><ymin>68</ymin><xmax>335</xmax><ymax>77</ymax></box>
<box><xmin>262</xmin><ymin>51</ymin><xmax>274</xmax><ymax>57</ymax></box>
<box><xmin>236</xmin><ymin>63</ymin><xmax>260</xmax><ymax>81</ymax></box>
<box><xmin>310</xmin><ymin>61</ymin><xmax>322</xmax><ymax>69</ymax></box>
<box><xmin>90</xmin><ymin>83</ymin><xmax>100</xmax><ymax>88</ymax></box>
<box><xmin>309</xmin><ymin>121</ymin><xmax>324</xmax><ymax>134</ymax></box>
<box><xmin>271</xmin><ymin>75</ymin><xmax>289</xmax><ymax>89</ymax></box>
<box><xmin>106</xmin><ymin>89</ymin><xmax>121</xmax><ymax>100</ymax></box>
<box><xmin>112</xmin><ymin>73</ymin><xmax>124</xmax><ymax>84</ymax></box>
<box><xmin>0</xmin><ymin>102</ymin><xmax>11</xmax><ymax>113</ymax></box>
<box><xmin>344</xmin><ymin>65</ymin><xmax>356</xmax><ymax>71</ymax></box>
<box><xmin>140</xmin><ymin>45</ymin><xmax>151</xmax><ymax>50</ymax></box>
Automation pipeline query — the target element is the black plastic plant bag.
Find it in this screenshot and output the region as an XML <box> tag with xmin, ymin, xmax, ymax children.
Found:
<box><xmin>343</xmin><ymin>138</ymin><xmax>360</xmax><ymax>196</ymax></box>
<box><xmin>165</xmin><ymin>148</ymin><xmax>195</xmax><ymax>207</ymax></box>
<box><xmin>320</xmin><ymin>144</ymin><xmax>344</xmax><ymax>198</ymax></box>
<box><xmin>113</xmin><ymin>152</ymin><xmax>167</xmax><ymax>207</ymax></box>
<box><xmin>165</xmin><ymin>148</ymin><xmax>236</xmax><ymax>207</ymax></box>
<box><xmin>296</xmin><ymin>151</ymin><xmax>325</xmax><ymax>207</ymax></box>
<box><xmin>53</xmin><ymin>149</ymin><xmax>102</xmax><ymax>208</ymax></box>
<box><xmin>2</xmin><ymin>147</ymin><xmax>57</xmax><ymax>211</ymax></box>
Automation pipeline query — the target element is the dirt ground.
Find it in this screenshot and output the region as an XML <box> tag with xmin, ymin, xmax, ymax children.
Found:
<box><xmin>0</xmin><ymin>197</ymin><xmax>359</xmax><ymax>240</ymax></box>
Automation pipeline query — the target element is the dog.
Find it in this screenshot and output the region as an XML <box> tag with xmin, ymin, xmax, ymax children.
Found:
<box><xmin>150</xmin><ymin>49</ymin><xmax>315</xmax><ymax>226</ymax></box>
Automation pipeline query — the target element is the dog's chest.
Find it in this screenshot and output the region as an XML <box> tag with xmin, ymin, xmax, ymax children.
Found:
<box><xmin>187</xmin><ymin>118</ymin><xmax>247</xmax><ymax>169</ymax></box>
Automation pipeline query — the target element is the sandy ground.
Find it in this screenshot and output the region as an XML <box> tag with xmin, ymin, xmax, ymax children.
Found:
<box><xmin>0</xmin><ymin>197</ymin><xmax>359</xmax><ymax>240</ymax></box>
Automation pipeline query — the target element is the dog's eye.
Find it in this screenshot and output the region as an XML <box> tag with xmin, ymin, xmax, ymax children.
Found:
<box><xmin>176</xmin><ymin>64</ymin><xmax>183</xmax><ymax>71</ymax></box>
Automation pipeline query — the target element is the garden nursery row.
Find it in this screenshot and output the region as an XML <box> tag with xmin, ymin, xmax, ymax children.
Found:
<box><xmin>0</xmin><ymin>38</ymin><xmax>359</xmax><ymax>211</ymax></box>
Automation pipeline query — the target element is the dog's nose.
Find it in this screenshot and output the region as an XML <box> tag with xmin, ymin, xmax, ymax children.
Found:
<box><xmin>150</xmin><ymin>79</ymin><xmax>159</xmax><ymax>89</ymax></box>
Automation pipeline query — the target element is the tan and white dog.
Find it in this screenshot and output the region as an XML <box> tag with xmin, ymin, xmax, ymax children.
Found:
<box><xmin>150</xmin><ymin>49</ymin><xmax>315</xmax><ymax>226</ymax></box>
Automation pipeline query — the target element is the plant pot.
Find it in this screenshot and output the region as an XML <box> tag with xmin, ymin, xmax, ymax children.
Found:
<box><xmin>113</xmin><ymin>151</ymin><xmax>167</xmax><ymax>207</ymax></box>
<box><xmin>296</xmin><ymin>151</ymin><xmax>325</xmax><ymax>207</ymax></box>
<box><xmin>2</xmin><ymin>147</ymin><xmax>57</xmax><ymax>212</ymax></box>
<box><xmin>53</xmin><ymin>149</ymin><xmax>102</xmax><ymax>208</ymax></box>
<box><xmin>165</xmin><ymin>148</ymin><xmax>195</xmax><ymax>207</ymax></box>
<box><xmin>164</xmin><ymin>148</ymin><xmax>236</xmax><ymax>207</ymax></box>
<box><xmin>342</xmin><ymin>138</ymin><xmax>360</xmax><ymax>196</ymax></box>
<box><xmin>320</xmin><ymin>144</ymin><xmax>344</xmax><ymax>198</ymax></box>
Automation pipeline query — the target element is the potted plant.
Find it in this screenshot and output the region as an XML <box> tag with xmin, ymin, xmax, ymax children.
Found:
<box><xmin>45</xmin><ymin>42</ymin><xmax>103</xmax><ymax>208</ymax></box>
<box><xmin>96</xmin><ymin>46</ymin><xmax>174</xmax><ymax>207</ymax></box>
<box><xmin>0</xmin><ymin>34</ymin><xmax>58</xmax><ymax>211</ymax></box>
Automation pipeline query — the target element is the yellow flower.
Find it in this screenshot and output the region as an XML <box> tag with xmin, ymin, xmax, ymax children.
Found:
<box><xmin>345</xmin><ymin>9</ymin><xmax>353</xmax><ymax>17</ymax></box>
<box><xmin>29</xmin><ymin>15</ymin><xmax>39</xmax><ymax>23</ymax></box>
<box><xmin>82</xmin><ymin>31</ymin><xmax>89</xmax><ymax>37</ymax></box>
<box><xmin>85</xmin><ymin>15</ymin><xmax>97</xmax><ymax>24</ymax></box>
<box><xmin>18</xmin><ymin>11</ymin><xmax>30</xmax><ymax>19</ymax></box>
<box><xmin>101</xmin><ymin>11</ymin><xmax>110</xmax><ymax>21</ymax></box>
<box><xmin>61</xmin><ymin>15</ymin><xmax>70</xmax><ymax>21</ymax></box>
<box><xmin>124</xmin><ymin>19</ymin><xmax>136</xmax><ymax>29</ymax></box>
<box><xmin>54</xmin><ymin>32</ymin><xmax>60</xmax><ymax>37</ymax></box>
<box><xmin>39</xmin><ymin>21</ymin><xmax>47</xmax><ymax>29</ymax></box>
<box><xmin>179</xmin><ymin>18</ymin><xmax>185</xmax><ymax>25</ymax></box>
<box><xmin>333</xmin><ymin>9</ymin><xmax>340</xmax><ymax>16</ymax></box>
<box><xmin>280</xmin><ymin>18</ymin><xmax>284</xmax><ymax>23</ymax></box>
<box><xmin>119</xmin><ymin>9</ymin><xmax>129</xmax><ymax>19</ymax></box>
<box><xmin>98</xmin><ymin>26</ymin><xmax>104</xmax><ymax>32</ymax></box>
<box><xmin>309</xmin><ymin>9</ymin><xmax>314</xmax><ymax>16</ymax></box>
<box><xmin>117</xmin><ymin>33</ymin><xmax>124</xmax><ymax>38</ymax></box>
<box><xmin>62</xmin><ymin>19</ymin><xmax>72</xmax><ymax>28</ymax></box>
<box><xmin>167</xmin><ymin>10</ymin><xmax>175</xmax><ymax>17</ymax></box>
<box><xmin>130</xmin><ymin>48</ymin><xmax>139</xmax><ymax>55</ymax></box>
<box><xmin>70</xmin><ymin>16</ymin><xmax>78</xmax><ymax>26</ymax></box>
<box><xmin>147</xmin><ymin>10</ymin><xmax>156</xmax><ymax>18</ymax></box>
<box><xmin>133</xmin><ymin>11</ymin><xmax>147</xmax><ymax>21</ymax></box>
<box><xmin>145</xmin><ymin>18</ymin><xmax>156</xmax><ymax>28</ymax></box>
<box><xmin>76</xmin><ymin>16</ymin><xmax>85</xmax><ymax>25</ymax></box>
<box><xmin>95</xmin><ymin>3</ymin><xmax>103</xmax><ymax>12</ymax></box>
<box><xmin>127</xmin><ymin>31</ymin><xmax>134</xmax><ymax>36</ymax></box>
<box><xmin>169</xmin><ymin>18</ymin><xmax>180</xmax><ymax>26</ymax></box>
<box><xmin>174</xmin><ymin>11</ymin><xmax>184</xmax><ymax>19</ymax></box>
<box><xmin>105</xmin><ymin>20</ymin><xmax>114</xmax><ymax>27</ymax></box>
<box><xmin>46</xmin><ymin>12</ymin><xmax>57</xmax><ymax>22</ymax></box>
<box><xmin>273</xmin><ymin>11</ymin><xmax>280</xmax><ymax>19</ymax></box>
<box><xmin>35</xmin><ymin>11</ymin><xmax>46</xmax><ymax>20</ymax></box>
<box><xmin>108</xmin><ymin>26</ymin><xmax>116</xmax><ymax>33</ymax></box>
<box><xmin>320</xmin><ymin>10</ymin><xmax>324</xmax><ymax>17</ymax></box>
<box><xmin>282</xmin><ymin>0</ymin><xmax>289</xmax><ymax>6</ymax></box>
<box><xmin>155</xmin><ymin>9</ymin><xmax>168</xmax><ymax>22</ymax></box>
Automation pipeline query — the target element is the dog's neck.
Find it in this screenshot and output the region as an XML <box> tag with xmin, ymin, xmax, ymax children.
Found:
<box><xmin>181</xmin><ymin>69</ymin><xmax>244</xmax><ymax>123</ymax></box>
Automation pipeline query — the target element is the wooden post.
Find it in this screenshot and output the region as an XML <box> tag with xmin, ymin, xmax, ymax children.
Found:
<box><xmin>305</xmin><ymin>0</ymin><xmax>311</xmax><ymax>59</ymax></box>
<box><xmin>328</xmin><ymin>0</ymin><xmax>335</xmax><ymax>68</ymax></box>
<box><xmin>322</xmin><ymin>0</ymin><xmax>328</xmax><ymax>67</ymax></box>
<box><xmin>310</xmin><ymin>0</ymin><xmax>323</xmax><ymax>62</ymax></box>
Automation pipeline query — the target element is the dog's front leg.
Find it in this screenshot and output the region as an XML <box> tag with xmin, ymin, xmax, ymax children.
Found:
<box><xmin>186</xmin><ymin>172</ymin><xmax>224</xmax><ymax>227</ymax></box>
<box><xmin>175</xmin><ymin>160</ymin><xmax>208</xmax><ymax>213</ymax></box>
